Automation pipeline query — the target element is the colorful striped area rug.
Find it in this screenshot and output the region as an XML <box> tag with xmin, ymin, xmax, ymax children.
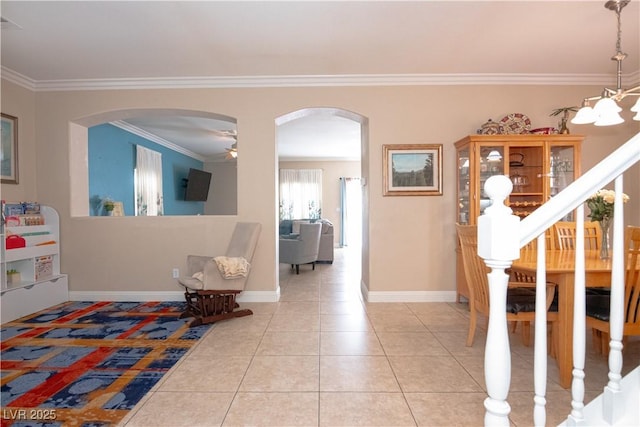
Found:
<box><xmin>0</xmin><ymin>301</ymin><xmax>211</xmax><ymax>426</ymax></box>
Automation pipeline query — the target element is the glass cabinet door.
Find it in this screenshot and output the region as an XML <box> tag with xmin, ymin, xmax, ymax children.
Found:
<box><xmin>457</xmin><ymin>147</ymin><xmax>470</xmax><ymax>224</ymax></box>
<box><xmin>549</xmin><ymin>144</ymin><xmax>576</xmax><ymax>196</ymax></box>
<box><xmin>478</xmin><ymin>145</ymin><xmax>504</xmax><ymax>216</ymax></box>
<box><xmin>549</xmin><ymin>143</ymin><xmax>577</xmax><ymax>221</ymax></box>
<box><xmin>508</xmin><ymin>144</ymin><xmax>544</xmax><ymax>219</ymax></box>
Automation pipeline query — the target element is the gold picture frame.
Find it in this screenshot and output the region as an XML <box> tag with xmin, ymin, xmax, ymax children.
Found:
<box><xmin>383</xmin><ymin>144</ymin><xmax>442</xmax><ymax>196</ymax></box>
<box><xmin>1</xmin><ymin>113</ymin><xmax>19</xmax><ymax>184</ymax></box>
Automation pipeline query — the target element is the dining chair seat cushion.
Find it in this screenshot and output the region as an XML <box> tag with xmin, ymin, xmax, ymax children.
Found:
<box><xmin>586</xmin><ymin>287</ymin><xmax>611</xmax><ymax>296</ymax></box>
<box><xmin>506</xmin><ymin>288</ymin><xmax>537</xmax><ymax>314</ymax></box>
<box><xmin>506</xmin><ymin>288</ymin><xmax>560</xmax><ymax>314</ymax></box>
<box><xmin>586</xmin><ymin>295</ymin><xmax>610</xmax><ymax>322</ymax></box>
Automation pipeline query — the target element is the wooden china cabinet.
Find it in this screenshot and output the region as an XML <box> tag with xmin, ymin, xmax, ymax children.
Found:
<box><xmin>454</xmin><ymin>134</ymin><xmax>583</xmax><ymax>302</ymax></box>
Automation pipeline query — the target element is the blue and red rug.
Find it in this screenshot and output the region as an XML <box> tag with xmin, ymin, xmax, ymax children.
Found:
<box><xmin>0</xmin><ymin>301</ymin><xmax>210</xmax><ymax>426</ymax></box>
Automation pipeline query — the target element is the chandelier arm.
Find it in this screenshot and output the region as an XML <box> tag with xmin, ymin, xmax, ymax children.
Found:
<box><xmin>623</xmin><ymin>86</ymin><xmax>640</xmax><ymax>96</ymax></box>
<box><xmin>575</xmin><ymin>0</ymin><xmax>637</xmax><ymax>125</ymax></box>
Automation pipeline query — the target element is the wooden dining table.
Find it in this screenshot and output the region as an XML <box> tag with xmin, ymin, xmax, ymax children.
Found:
<box><xmin>511</xmin><ymin>249</ymin><xmax>614</xmax><ymax>389</ymax></box>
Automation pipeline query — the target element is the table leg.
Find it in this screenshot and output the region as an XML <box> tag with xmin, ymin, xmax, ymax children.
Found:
<box><xmin>554</xmin><ymin>273</ymin><xmax>574</xmax><ymax>389</ymax></box>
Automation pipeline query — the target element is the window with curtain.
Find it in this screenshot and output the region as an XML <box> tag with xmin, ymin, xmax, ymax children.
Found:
<box><xmin>135</xmin><ymin>145</ymin><xmax>164</xmax><ymax>216</ymax></box>
<box><xmin>279</xmin><ymin>169</ymin><xmax>322</xmax><ymax>220</ymax></box>
<box><xmin>340</xmin><ymin>177</ymin><xmax>362</xmax><ymax>247</ymax></box>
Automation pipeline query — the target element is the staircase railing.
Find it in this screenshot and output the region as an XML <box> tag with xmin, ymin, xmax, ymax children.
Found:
<box><xmin>478</xmin><ymin>132</ymin><xmax>640</xmax><ymax>426</ymax></box>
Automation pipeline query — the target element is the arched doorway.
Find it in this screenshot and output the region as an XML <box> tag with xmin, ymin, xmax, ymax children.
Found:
<box><xmin>275</xmin><ymin>108</ymin><xmax>369</xmax><ymax>296</ymax></box>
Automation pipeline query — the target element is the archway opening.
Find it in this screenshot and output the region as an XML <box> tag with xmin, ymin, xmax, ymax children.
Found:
<box><xmin>275</xmin><ymin>107</ymin><xmax>369</xmax><ymax>295</ymax></box>
<box><xmin>69</xmin><ymin>108</ymin><xmax>238</xmax><ymax>217</ymax></box>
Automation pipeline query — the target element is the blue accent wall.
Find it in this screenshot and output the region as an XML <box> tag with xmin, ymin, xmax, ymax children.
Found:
<box><xmin>88</xmin><ymin>124</ymin><xmax>205</xmax><ymax>215</ymax></box>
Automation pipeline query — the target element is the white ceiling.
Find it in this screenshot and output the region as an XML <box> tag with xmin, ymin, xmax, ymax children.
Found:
<box><xmin>1</xmin><ymin>1</ymin><xmax>638</xmax><ymax>161</ymax></box>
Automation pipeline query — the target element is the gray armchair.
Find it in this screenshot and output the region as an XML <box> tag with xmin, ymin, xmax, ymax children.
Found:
<box><xmin>177</xmin><ymin>222</ymin><xmax>261</xmax><ymax>326</ymax></box>
<box><xmin>279</xmin><ymin>222</ymin><xmax>322</xmax><ymax>274</ymax></box>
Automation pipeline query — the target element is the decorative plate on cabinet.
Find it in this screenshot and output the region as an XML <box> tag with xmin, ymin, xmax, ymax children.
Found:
<box><xmin>499</xmin><ymin>113</ymin><xmax>531</xmax><ymax>134</ymax></box>
<box><xmin>478</xmin><ymin>119</ymin><xmax>503</xmax><ymax>135</ymax></box>
<box><xmin>529</xmin><ymin>127</ymin><xmax>557</xmax><ymax>135</ymax></box>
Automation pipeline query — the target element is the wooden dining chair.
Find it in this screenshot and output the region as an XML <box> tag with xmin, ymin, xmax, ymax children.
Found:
<box><xmin>512</xmin><ymin>231</ymin><xmax>556</xmax><ymax>283</ymax></box>
<box><xmin>586</xmin><ymin>226</ymin><xmax>640</xmax><ymax>355</ymax></box>
<box><xmin>554</xmin><ymin>221</ymin><xmax>601</xmax><ymax>250</ymax></box>
<box><xmin>456</xmin><ymin>224</ymin><xmax>558</xmax><ymax>347</ymax></box>
<box><xmin>521</xmin><ymin>230</ymin><xmax>556</xmax><ymax>252</ymax></box>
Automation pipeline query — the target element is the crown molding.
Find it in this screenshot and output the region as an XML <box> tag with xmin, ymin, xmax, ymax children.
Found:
<box><xmin>279</xmin><ymin>156</ymin><xmax>361</xmax><ymax>162</ymax></box>
<box><xmin>110</xmin><ymin>120</ymin><xmax>206</xmax><ymax>162</ymax></box>
<box><xmin>2</xmin><ymin>66</ymin><xmax>638</xmax><ymax>92</ymax></box>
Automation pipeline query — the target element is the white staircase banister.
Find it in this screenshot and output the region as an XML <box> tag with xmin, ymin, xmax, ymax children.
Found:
<box><xmin>478</xmin><ymin>175</ymin><xmax>521</xmax><ymax>426</ymax></box>
<box><xmin>481</xmin><ymin>132</ymin><xmax>639</xmax><ymax>426</ymax></box>
<box><xmin>520</xmin><ymin>132</ymin><xmax>640</xmax><ymax>247</ymax></box>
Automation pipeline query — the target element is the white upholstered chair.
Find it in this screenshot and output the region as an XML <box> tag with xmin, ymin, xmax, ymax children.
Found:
<box><xmin>177</xmin><ymin>222</ymin><xmax>261</xmax><ymax>326</ymax></box>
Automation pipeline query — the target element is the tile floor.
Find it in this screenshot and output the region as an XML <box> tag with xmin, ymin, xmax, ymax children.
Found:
<box><xmin>121</xmin><ymin>247</ymin><xmax>639</xmax><ymax>427</ymax></box>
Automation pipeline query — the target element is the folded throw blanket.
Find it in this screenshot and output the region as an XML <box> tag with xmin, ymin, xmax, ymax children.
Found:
<box><xmin>213</xmin><ymin>256</ymin><xmax>250</xmax><ymax>279</ymax></box>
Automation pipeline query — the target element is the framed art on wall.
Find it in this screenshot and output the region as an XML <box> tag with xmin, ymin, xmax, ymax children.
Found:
<box><xmin>1</xmin><ymin>113</ymin><xmax>19</xmax><ymax>184</ymax></box>
<box><xmin>383</xmin><ymin>144</ymin><xmax>442</xmax><ymax>196</ymax></box>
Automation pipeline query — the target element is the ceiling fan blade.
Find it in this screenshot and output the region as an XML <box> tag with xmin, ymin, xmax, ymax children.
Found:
<box><xmin>211</xmin><ymin>129</ymin><xmax>237</xmax><ymax>139</ymax></box>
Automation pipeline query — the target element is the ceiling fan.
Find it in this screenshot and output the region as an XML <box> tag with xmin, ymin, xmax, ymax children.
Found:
<box><xmin>208</xmin><ymin>129</ymin><xmax>237</xmax><ymax>160</ymax></box>
<box><xmin>225</xmin><ymin>142</ymin><xmax>238</xmax><ymax>159</ymax></box>
<box><xmin>210</xmin><ymin>129</ymin><xmax>237</xmax><ymax>140</ymax></box>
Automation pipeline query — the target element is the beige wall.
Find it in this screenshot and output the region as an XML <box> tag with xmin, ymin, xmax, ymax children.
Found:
<box><xmin>279</xmin><ymin>160</ymin><xmax>361</xmax><ymax>246</ymax></box>
<box><xmin>2</xmin><ymin>78</ymin><xmax>638</xmax><ymax>300</ymax></box>
<box><xmin>1</xmin><ymin>82</ymin><xmax>36</xmax><ymax>202</ymax></box>
<box><xmin>204</xmin><ymin>161</ymin><xmax>238</xmax><ymax>215</ymax></box>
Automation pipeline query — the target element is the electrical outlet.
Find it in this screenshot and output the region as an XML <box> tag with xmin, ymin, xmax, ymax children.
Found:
<box><xmin>172</xmin><ymin>268</ymin><xmax>179</xmax><ymax>279</ymax></box>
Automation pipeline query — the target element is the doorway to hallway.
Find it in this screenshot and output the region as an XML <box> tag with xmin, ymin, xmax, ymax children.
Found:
<box><xmin>276</xmin><ymin>108</ymin><xmax>367</xmax><ymax>294</ymax></box>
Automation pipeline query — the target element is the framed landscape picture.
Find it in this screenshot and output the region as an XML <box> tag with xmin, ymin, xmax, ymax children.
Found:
<box><xmin>383</xmin><ymin>144</ymin><xmax>442</xmax><ymax>196</ymax></box>
<box><xmin>1</xmin><ymin>113</ymin><xmax>19</xmax><ymax>184</ymax></box>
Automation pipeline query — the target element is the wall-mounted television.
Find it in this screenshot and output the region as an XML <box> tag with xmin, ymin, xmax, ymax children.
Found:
<box><xmin>184</xmin><ymin>168</ymin><xmax>212</xmax><ymax>201</ymax></box>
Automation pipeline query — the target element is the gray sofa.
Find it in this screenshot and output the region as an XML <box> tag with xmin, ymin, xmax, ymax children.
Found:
<box><xmin>279</xmin><ymin>219</ymin><xmax>334</xmax><ymax>263</ymax></box>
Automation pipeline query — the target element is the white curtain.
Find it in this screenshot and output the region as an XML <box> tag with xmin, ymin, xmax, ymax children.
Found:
<box><xmin>279</xmin><ymin>169</ymin><xmax>322</xmax><ymax>220</ymax></box>
<box><xmin>135</xmin><ymin>145</ymin><xmax>164</xmax><ymax>216</ymax></box>
<box><xmin>340</xmin><ymin>177</ymin><xmax>362</xmax><ymax>247</ymax></box>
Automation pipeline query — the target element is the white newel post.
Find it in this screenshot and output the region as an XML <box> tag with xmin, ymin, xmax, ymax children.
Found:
<box><xmin>478</xmin><ymin>176</ymin><xmax>521</xmax><ymax>427</ymax></box>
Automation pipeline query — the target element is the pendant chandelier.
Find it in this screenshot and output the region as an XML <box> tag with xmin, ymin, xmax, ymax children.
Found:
<box><xmin>571</xmin><ymin>0</ymin><xmax>640</xmax><ymax>126</ymax></box>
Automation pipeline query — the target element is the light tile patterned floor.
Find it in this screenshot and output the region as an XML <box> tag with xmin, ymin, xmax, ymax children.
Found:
<box><xmin>120</xmin><ymin>247</ymin><xmax>639</xmax><ymax>427</ymax></box>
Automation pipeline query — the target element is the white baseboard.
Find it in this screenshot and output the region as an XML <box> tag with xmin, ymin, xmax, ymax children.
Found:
<box><xmin>238</xmin><ymin>289</ymin><xmax>281</xmax><ymax>303</ymax></box>
<box><xmin>69</xmin><ymin>290</ymin><xmax>281</xmax><ymax>303</ymax></box>
<box><xmin>69</xmin><ymin>288</ymin><xmax>451</xmax><ymax>304</ymax></box>
<box><xmin>361</xmin><ymin>286</ymin><xmax>456</xmax><ymax>303</ymax></box>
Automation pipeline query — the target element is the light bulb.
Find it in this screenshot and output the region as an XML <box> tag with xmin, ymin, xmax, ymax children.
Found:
<box><xmin>571</xmin><ymin>106</ymin><xmax>597</xmax><ymax>124</ymax></box>
<box><xmin>594</xmin><ymin>110</ymin><xmax>625</xmax><ymax>126</ymax></box>
<box><xmin>593</xmin><ymin>97</ymin><xmax>622</xmax><ymax>114</ymax></box>
<box><xmin>631</xmin><ymin>97</ymin><xmax>640</xmax><ymax>121</ymax></box>
<box><xmin>593</xmin><ymin>98</ymin><xmax>624</xmax><ymax>126</ymax></box>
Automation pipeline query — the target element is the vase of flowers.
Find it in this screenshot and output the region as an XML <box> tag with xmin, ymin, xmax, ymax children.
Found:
<box><xmin>598</xmin><ymin>217</ymin><xmax>612</xmax><ymax>260</ymax></box>
<box><xmin>103</xmin><ymin>198</ymin><xmax>115</xmax><ymax>216</ymax></box>
<box><xmin>586</xmin><ymin>189</ymin><xmax>630</xmax><ymax>259</ymax></box>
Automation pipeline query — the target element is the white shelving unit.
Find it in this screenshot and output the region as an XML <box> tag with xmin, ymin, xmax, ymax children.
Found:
<box><xmin>1</xmin><ymin>205</ymin><xmax>68</xmax><ymax>323</ymax></box>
